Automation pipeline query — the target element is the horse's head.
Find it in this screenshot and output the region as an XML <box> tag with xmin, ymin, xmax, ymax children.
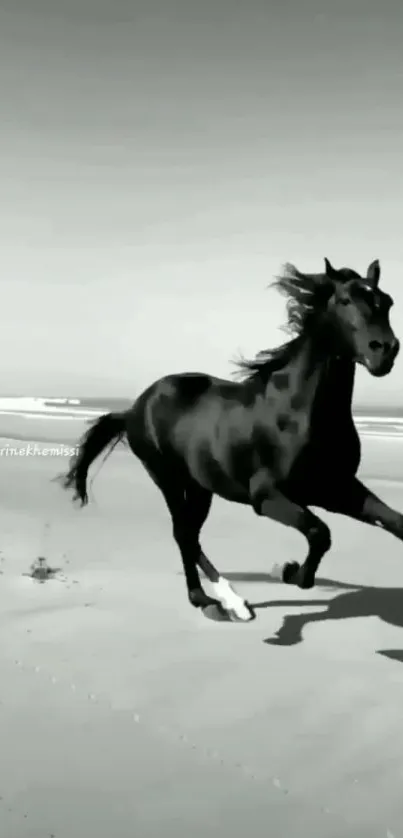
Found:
<box><xmin>324</xmin><ymin>258</ymin><xmax>400</xmax><ymax>377</ymax></box>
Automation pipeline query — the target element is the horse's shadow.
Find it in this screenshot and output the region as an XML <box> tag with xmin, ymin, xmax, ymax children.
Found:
<box><xmin>225</xmin><ymin>571</ymin><xmax>403</xmax><ymax>662</ymax></box>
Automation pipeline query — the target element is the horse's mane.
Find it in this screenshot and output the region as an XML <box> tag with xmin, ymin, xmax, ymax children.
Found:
<box><xmin>234</xmin><ymin>263</ymin><xmax>360</xmax><ymax>381</ymax></box>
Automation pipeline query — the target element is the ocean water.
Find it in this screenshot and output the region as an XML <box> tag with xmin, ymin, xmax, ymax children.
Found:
<box><xmin>0</xmin><ymin>396</ymin><xmax>132</xmax><ymax>421</ymax></box>
<box><xmin>0</xmin><ymin>396</ymin><xmax>402</xmax><ymax>438</ymax></box>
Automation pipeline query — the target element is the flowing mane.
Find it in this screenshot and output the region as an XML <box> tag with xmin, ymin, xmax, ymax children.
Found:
<box><xmin>234</xmin><ymin>263</ymin><xmax>360</xmax><ymax>381</ymax></box>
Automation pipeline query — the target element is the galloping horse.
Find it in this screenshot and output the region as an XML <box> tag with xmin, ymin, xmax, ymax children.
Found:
<box><xmin>61</xmin><ymin>258</ymin><xmax>401</xmax><ymax>622</ymax></box>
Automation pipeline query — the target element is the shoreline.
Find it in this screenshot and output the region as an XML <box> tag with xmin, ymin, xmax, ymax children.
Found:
<box><xmin>1</xmin><ymin>417</ymin><xmax>403</xmax><ymax>448</ymax></box>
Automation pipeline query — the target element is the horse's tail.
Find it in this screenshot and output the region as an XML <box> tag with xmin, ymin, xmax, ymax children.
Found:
<box><xmin>60</xmin><ymin>411</ymin><xmax>127</xmax><ymax>506</ymax></box>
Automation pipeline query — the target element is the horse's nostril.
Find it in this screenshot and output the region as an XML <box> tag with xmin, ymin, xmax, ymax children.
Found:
<box><xmin>368</xmin><ymin>338</ymin><xmax>399</xmax><ymax>359</ymax></box>
<box><xmin>369</xmin><ymin>340</ymin><xmax>383</xmax><ymax>352</ymax></box>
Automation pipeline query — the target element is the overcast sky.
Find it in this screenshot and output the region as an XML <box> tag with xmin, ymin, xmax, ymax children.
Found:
<box><xmin>1</xmin><ymin>0</ymin><xmax>403</xmax><ymax>405</ymax></box>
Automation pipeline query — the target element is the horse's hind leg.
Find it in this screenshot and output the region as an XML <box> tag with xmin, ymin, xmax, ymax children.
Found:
<box><xmin>187</xmin><ymin>484</ymin><xmax>254</xmax><ymax>622</ymax></box>
<box><xmin>140</xmin><ymin>458</ymin><xmax>223</xmax><ymax>612</ymax></box>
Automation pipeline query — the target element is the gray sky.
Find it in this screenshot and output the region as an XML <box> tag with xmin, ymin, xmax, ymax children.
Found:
<box><xmin>1</xmin><ymin>0</ymin><xmax>403</xmax><ymax>405</ymax></box>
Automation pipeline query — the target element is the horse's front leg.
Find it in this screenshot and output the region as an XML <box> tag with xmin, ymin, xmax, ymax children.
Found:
<box><xmin>249</xmin><ymin>469</ymin><xmax>332</xmax><ymax>589</ymax></box>
<box><xmin>319</xmin><ymin>477</ymin><xmax>403</xmax><ymax>540</ymax></box>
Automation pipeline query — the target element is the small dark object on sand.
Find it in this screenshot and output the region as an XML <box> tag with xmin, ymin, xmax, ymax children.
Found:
<box><xmin>26</xmin><ymin>557</ymin><xmax>58</xmax><ymax>583</ymax></box>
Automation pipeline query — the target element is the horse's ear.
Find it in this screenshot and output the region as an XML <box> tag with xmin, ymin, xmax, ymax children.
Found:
<box><xmin>324</xmin><ymin>257</ymin><xmax>338</xmax><ymax>279</ymax></box>
<box><xmin>366</xmin><ymin>259</ymin><xmax>380</xmax><ymax>287</ymax></box>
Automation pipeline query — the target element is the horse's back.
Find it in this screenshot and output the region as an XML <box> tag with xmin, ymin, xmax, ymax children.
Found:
<box><xmin>127</xmin><ymin>372</ymin><xmax>229</xmax><ymax>451</ymax></box>
<box><xmin>134</xmin><ymin>371</ymin><xmax>224</xmax><ymax>412</ymax></box>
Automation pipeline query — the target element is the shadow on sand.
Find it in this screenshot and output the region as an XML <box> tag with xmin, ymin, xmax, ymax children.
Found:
<box><xmin>225</xmin><ymin>571</ymin><xmax>403</xmax><ymax>663</ymax></box>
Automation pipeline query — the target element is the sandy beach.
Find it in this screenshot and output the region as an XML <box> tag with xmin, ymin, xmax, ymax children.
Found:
<box><xmin>3</xmin><ymin>0</ymin><xmax>403</xmax><ymax>831</ymax></box>
<box><xmin>1</xmin><ymin>426</ymin><xmax>403</xmax><ymax>836</ymax></box>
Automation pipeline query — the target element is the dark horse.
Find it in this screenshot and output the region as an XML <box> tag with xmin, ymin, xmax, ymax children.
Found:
<box><xmin>61</xmin><ymin>258</ymin><xmax>401</xmax><ymax>622</ymax></box>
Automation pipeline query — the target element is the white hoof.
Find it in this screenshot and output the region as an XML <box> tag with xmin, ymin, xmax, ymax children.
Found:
<box><xmin>211</xmin><ymin>577</ymin><xmax>253</xmax><ymax>622</ymax></box>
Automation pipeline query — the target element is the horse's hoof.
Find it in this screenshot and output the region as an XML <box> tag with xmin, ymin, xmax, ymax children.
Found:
<box><xmin>202</xmin><ymin>601</ymin><xmax>255</xmax><ymax>623</ymax></box>
<box><xmin>226</xmin><ymin>601</ymin><xmax>255</xmax><ymax>623</ymax></box>
<box><xmin>283</xmin><ymin>562</ymin><xmax>315</xmax><ymax>589</ymax></box>
<box><xmin>211</xmin><ymin>578</ymin><xmax>255</xmax><ymax>623</ymax></box>
<box><xmin>298</xmin><ymin>575</ymin><xmax>315</xmax><ymax>589</ymax></box>
<box><xmin>282</xmin><ymin>561</ymin><xmax>301</xmax><ymax>584</ymax></box>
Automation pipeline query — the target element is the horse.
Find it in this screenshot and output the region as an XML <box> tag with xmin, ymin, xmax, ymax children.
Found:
<box><xmin>60</xmin><ymin>257</ymin><xmax>401</xmax><ymax>622</ymax></box>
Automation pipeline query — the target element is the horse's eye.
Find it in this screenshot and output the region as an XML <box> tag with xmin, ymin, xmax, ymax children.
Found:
<box><xmin>339</xmin><ymin>298</ymin><xmax>350</xmax><ymax>306</ymax></box>
<box><xmin>355</xmin><ymin>286</ymin><xmax>374</xmax><ymax>307</ymax></box>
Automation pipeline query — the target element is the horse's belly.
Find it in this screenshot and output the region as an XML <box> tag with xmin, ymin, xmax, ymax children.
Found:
<box><xmin>183</xmin><ymin>437</ymin><xmax>249</xmax><ymax>502</ymax></box>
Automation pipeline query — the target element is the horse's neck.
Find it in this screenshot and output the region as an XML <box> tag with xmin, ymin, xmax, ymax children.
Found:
<box><xmin>265</xmin><ymin>336</ymin><xmax>325</xmax><ymax>410</ymax></box>
<box><xmin>314</xmin><ymin>357</ymin><xmax>356</xmax><ymax>421</ymax></box>
<box><xmin>264</xmin><ymin>337</ymin><xmax>356</xmax><ymax>422</ymax></box>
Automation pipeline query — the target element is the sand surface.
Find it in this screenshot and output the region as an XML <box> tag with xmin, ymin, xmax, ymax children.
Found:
<box><xmin>1</xmin><ymin>435</ymin><xmax>403</xmax><ymax>836</ymax></box>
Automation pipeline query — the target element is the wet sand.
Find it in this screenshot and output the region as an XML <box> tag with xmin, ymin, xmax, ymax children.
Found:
<box><xmin>1</xmin><ymin>430</ymin><xmax>403</xmax><ymax>836</ymax></box>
